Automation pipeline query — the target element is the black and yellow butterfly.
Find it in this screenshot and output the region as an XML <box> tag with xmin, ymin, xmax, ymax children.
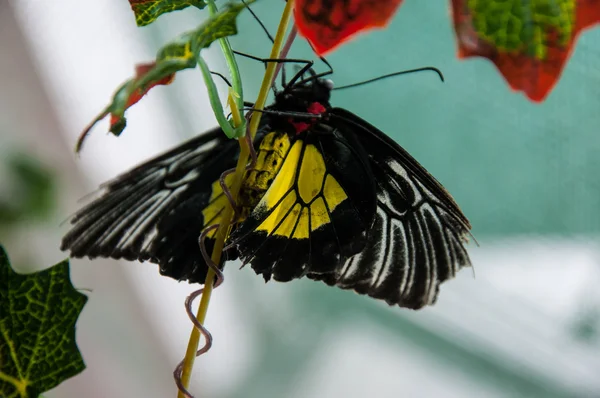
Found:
<box><xmin>62</xmin><ymin>68</ymin><xmax>471</xmax><ymax>310</ymax></box>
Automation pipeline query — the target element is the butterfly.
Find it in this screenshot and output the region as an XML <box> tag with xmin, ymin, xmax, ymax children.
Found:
<box><xmin>62</xmin><ymin>65</ymin><xmax>472</xmax><ymax>310</ymax></box>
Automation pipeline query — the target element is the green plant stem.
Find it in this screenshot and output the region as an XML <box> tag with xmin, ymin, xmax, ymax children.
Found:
<box><xmin>216</xmin><ymin>28</ymin><xmax>244</xmax><ymax>113</ymax></box>
<box><xmin>207</xmin><ymin>0</ymin><xmax>245</xmax><ymax>129</ymax></box>
<box><xmin>176</xmin><ymin>1</ymin><xmax>295</xmax><ymax>396</ymax></box>
<box><xmin>197</xmin><ymin>55</ymin><xmax>238</xmax><ymax>138</ymax></box>
<box><xmin>177</xmin><ymin>92</ymin><xmax>246</xmax><ymax>398</ymax></box>
<box><xmin>247</xmin><ymin>0</ymin><xmax>294</xmax><ymax>139</ymax></box>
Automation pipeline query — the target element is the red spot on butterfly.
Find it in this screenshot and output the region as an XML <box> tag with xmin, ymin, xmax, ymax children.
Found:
<box><xmin>290</xmin><ymin>102</ymin><xmax>328</xmax><ymax>133</ymax></box>
<box><xmin>307</xmin><ymin>102</ymin><xmax>327</xmax><ymax>115</ymax></box>
<box><xmin>295</xmin><ymin>0</ymin><xmax>404</xmax><ymax>55</ymax></box>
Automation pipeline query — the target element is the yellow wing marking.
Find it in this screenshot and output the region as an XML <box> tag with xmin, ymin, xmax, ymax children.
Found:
<box><xmin>256</xmin><ymin>191</ymin><xmax>298</xmax><ymax>236</ymax></box>
<box><xmin>309</xmin><ymin>197</ymin><xmax>330</xmax><ymax>231</ymax></box>
<box><xmin>254</xmin><ymin>140</ymin><xmax>349</xmax><ymax>239</ymax></box>
<box><xmin>323</xmin><ymin>175</ymin><xmax>347</xmax><ymax>211</ymax></box>
<box><xmin>201</xmin><ymin>173</ymin><xmax>235</xmax><ymax>237</ymax></box>
<box><xmin>293</xmin><ymin>207</ymin><xmax>310</xmax><ymax>239</ymax></box>
<box><xmin>261</xmin><ymin>140</ymin><xmax>302</xmax><ymax>208</ymax></box>
<box><xmin>298</xmin><ymin>144</ymin><xmax>326</xmax><ymax>203</ymax></box>
<box><xmin>276</xmin><ymin>203</ymin><xmax>302</xmax><ymax>238</ymax></box>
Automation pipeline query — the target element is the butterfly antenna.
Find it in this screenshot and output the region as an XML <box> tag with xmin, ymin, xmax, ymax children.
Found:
<box><xmin>243</xmin><ymin>107</ymin><xmax>324</xmax><ymax>119</ymax></box>
<box><xmin>304</xmin><ymin>41</ymin><xmax>335</xmax><ymax>79</ymax></box>
<box><xmin>293</xmin><ymin>55</ymin><xmax>334</xmax><ymax>86</ymax></box>
<box><xmin>319</xmin><ymin>56</ymin><xmax>334</xmax><ymax>76</ymax></box>
<box><xmin>232</xmin><ymin>51</ymin><xmax>317</xmax><ymax>94</ymax></box>
<box><xmin>333</xmin><ymin>66</ymin><xmax>444</xmax><ymax>91</ymax></box>
<box><xmin>211</xmin><ymin>71</ymin><xmax>232</xmax><ymax>87</ymax></box>
<box><xmin>285</xmin><ymin>60</ymin><xmax>315</xmax><ymax>90</ymax></box>
<box><xmin>241</xmin><ymin>0</ymin><xmax>275</xmax><ymax>44</ymax></box>
<box><xmin>308</xmin><ymin>38</ymin><xmax>335</xmax><ymax>77</ymax></box>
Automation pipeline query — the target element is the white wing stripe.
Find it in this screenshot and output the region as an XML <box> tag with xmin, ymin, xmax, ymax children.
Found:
<box><xmin>372</xmin><ymin>209</ymin><xmax>392</xmax><ymax>290</ymax></box>
<box><xmin>395</xmin><ymin>218</ymin><xmax>410</xmax><ymax>297</ymax></box>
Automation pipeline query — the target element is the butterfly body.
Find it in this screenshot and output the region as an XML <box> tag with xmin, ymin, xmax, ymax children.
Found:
<box><xmin>63</xmin><ymin>74</ymin><xmax>471</xmax><ymax>309</ymax></box>
<box><xmin>238</xmin><ymin>131</ymin><xmax>292</xmax><ymax>220</ymax></box>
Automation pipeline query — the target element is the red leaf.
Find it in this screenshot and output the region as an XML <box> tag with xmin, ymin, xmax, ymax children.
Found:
<box><xmin>107</xmin><ymin>63</ymin><xmax>175</xmax><ymax>129</ymax></box>
<box><xmin>76</xmin><ymin>62</ymin><xmax>174</xmax><ymax>152</ymax></box>
<box><xmin>129</xmin><ymin>63</ymin><xmax>175</xmax><ymax>108</ymax></box>
<box><xmin>295</xmin><ymin>0</ymin><xmax>403</xmax><ymax>55</ymax></box>
<box><xmin>451</xmin><ymin>0</ymin><xmax>600</xmax><ymax>102</ymax></box>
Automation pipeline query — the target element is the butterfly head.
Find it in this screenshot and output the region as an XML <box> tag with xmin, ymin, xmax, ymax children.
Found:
<box><xmin>272</xmin><ymin>77</ymin><xmax>333</xmax><ymax>134</ymax></box>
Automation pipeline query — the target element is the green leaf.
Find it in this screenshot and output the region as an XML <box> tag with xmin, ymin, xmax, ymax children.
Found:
<box><xmin>451</xmin><ymin>0</ymin><xmax>600</xmax><ymax>101</ymax></box>
<box><xmin>129</xmin><ymin>0</ymin><xmax>207</xmax><ymax>27</ymax></box>
<box><xmin>76</xmin><ymin>1</ymin><xmax>252</xmax><ymax>152</ymax></box>
<box><xmin>0</xmin><ymin>154</ymin><xmax>56</xmax><ymax>227</ymax></box>
<box><xmin>0</xmin><ymin>247</ymin><xmax>87</xmax><ymax>398</ymax></box>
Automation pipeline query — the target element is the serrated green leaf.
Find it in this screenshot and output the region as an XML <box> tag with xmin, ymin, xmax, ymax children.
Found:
<box><xmin>192</xmin><ymin>2</ymin><xmax>251</xmax><ymax>49</ymax></box>
<box><xmin>76</xmin><ymin>1</ymin><xmax>252</xmax><ymax>152</ymax></box>
<box><xmin>0</xmin><ymin>246</ymin><xmax>87</xmax><ymax>398</ymax></box>
<box><xmin>129</xmin><ymin>0</ymin><xmax>207</xmax><ymax>27</ymax></box>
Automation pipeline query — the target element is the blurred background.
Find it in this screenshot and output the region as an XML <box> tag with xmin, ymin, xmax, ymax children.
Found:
<box><xmin>2</xmin><ymin>0</ymin><xmax>600</xmax><ymax>397</ymax></box>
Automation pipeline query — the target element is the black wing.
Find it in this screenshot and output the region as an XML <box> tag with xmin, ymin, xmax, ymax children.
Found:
<box><xmin>61</xmin><ymin>127</ymin><xmax>240</xmax><ymax>283</ymax></box>
<box><xmin>308</xmin><ymin>108</ymin><xmax>472</xmax><ymax>309</ymax></box>
<box><xmin>229</xmin><ymin>123</ymin><xmax>378</xmax><ymax>283</ymax></box>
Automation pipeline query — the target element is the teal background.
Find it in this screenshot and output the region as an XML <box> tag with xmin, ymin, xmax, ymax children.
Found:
<box><xmin>227</xmin><ymin>0</ymin><xmax>600</xmax><ymax>236</ymax></box>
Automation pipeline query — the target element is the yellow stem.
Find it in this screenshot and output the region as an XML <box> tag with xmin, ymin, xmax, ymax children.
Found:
<box><xmin>247</xmin><ymin>0</ymin><xmax>295</xmax><ymax>140</ymax></box>
<box><xmin>177</xmin><ymin>1</ymin><xmax>295</xmax><ymax>396</ymax></box>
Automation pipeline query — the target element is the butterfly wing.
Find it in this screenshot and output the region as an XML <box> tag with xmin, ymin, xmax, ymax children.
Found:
<box><xmin>229</xmin><ymin>124</ymin><xmax>377</xmax><ymax>283</ymax></box>
<box><xmin>308</xmin><ymin>108</ymin><xmax>472</xmax><ymax>309</ymax></box>
<box><xmin>61</xmin><ymin>127</ymin><xmax>241</xmax><ymax>283</ymax></box>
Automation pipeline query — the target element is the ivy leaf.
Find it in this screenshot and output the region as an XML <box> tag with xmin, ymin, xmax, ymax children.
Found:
<box><xmin>451</xmin><ymin>0</ymin><xmax>600</xmax><ymax>102</ymax></box>
<box><xmin>76</xmin><ymin>1</ymin><xmax>251</xmax><ymax>152</ymax></box>
<box><xmin>0</xmin><ymin>246</ymin><xmax>87</xmax><ymax>398</ymax></box>
<box><xmin>129</xmin><ymin>0</ymin><xmax>207</xmax><ymax>26</ymax></box>
<box><xmin>295</xmin><ymin>0</ymin><xmax>404</xmax><ymax>55</ymax></box>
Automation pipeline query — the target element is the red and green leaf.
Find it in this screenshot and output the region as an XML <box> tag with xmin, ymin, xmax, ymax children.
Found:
<box><xmin>452</xmin><ymin>0</ymin><xmax>600</xmax><ymax>101</ymax></box>
<box><xmin>76</xmin><ymin>2</ymin><xmax>250</xmax><ymax>152</ymax></box>
<box><xmin>129</xmin><ymin>0</ymin><xmax>207</xmax><ymax>26</ymax></box>
<box><xmin>108</xmin><ymin>64</ymin><xmax>175</xmax><ymax>130</ymax></box>
<box><xmin>295</xmin><ymin>0</ymin><xmax>403</xmax><ymax>55</ymax></box>
<box><xmin>76</xmin><ymin>61</ymin><xmax>178</xmax><ymax>152</ymax></box>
